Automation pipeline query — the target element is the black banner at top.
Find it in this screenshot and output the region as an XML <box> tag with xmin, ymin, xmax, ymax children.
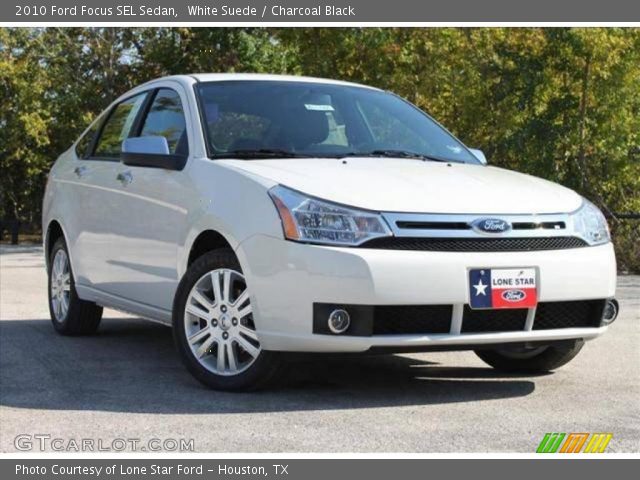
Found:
<box><xmin>5</xmin><ymin>0</ymin><xmax>640</xmax><ymax>22</ymax></box>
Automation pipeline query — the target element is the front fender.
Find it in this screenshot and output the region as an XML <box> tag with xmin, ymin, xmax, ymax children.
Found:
<box><xmin>177</xmin><ymin>158</ymin><xmax>284</xmax><ymax>278</ymax></box>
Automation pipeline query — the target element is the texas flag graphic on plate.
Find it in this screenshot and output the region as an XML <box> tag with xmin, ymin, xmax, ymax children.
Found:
<box><xmin>469</xmin><ymin>268</ymin><xmax>537</xmax><ymax>309</ymax></box>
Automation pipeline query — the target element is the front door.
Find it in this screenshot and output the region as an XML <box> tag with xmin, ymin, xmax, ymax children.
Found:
<box><xmin>92</xmin><ymin>86</ymin><xmax>193</xmax><ymax>314</ymax></box>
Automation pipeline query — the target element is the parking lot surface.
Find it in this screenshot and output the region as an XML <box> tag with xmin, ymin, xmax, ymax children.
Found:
<box><xmin>1</xmin><ymin>245</ymin><xmax>638</xmax><ymax>452</ymax></box>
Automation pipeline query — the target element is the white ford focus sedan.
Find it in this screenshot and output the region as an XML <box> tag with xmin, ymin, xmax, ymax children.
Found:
<box><xmin>43</xmin><ymin>74</ymin><xmax>618</xmax><ymax>390</ymax></box>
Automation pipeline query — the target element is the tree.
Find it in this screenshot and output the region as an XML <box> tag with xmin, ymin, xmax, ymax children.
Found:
<box><xmin>1</xmin><ymin>27</ymin><xmax>638</xmax><ymax>270</ymax></box>
<box><xmin>0</xmin><ymin>29</ymin><xmax>52</xmax><ymax>224</ymax></box>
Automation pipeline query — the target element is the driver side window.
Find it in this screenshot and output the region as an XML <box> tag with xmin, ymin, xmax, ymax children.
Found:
<box><xmin>139</xmin><ymin>88</ymin><xmax>189</xmax><ymax>156</ymax></box>
<box><xmin>93</xmin><ymin>93</ymin><xmax>148</xmax><ymax>159</ymax></box>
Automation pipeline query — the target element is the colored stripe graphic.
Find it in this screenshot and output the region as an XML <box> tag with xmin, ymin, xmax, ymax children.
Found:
<box><xmin>584</xmin><ymin>433</ymin><xmax>613</xmax><ymax>453</ymax></box>
<box><xmin>537</xmin><ymin>433</ymin><xmax>565</xmax><ymax>453</ymax></box>
<box><xmin>560</xmin><ymin>433</ymin><xmax>589</xmax><ymax>453</ymax></box>
<box><xmin>537</xmin><ymin>433</ymin><xmax>613</xmax><ymax>453</ymax></box>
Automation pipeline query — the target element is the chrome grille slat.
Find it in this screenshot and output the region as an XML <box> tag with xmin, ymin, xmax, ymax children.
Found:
<box><xmin>382</xmin><ymin>212</ymin><xmax>575</xmax><ymax>239</ymax></box>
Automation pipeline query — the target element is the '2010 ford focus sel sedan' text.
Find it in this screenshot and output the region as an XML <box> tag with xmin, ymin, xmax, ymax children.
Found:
<box><xmin>43</xmin><ymin>74</ymin><xmax>618</xmax><ymax>390</ymax></box>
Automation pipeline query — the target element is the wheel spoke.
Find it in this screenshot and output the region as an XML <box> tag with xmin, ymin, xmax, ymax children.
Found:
<box><xmin>222</xmin><ymin>270</ymin><xmax>231</xmax><ymax>303</ymax></box>
<box><xmin>195</xmin><ymin>335</ymin><xmax>215</xmax><ymax>358</ymax></box>
<box><xmin>237</xmin><ymin>303</ymin><xmax>252</xmax><ymax>319</ymax></box>
<box><xmin>211</xmin><ymin>271</ymin><xmax>222</xmax><ymax>304</ymax></box>
<box><xmin>52</xmin><ymin>254</ymin><xmax>61</xmax><ymax>277</ymax></box>
<box><xmin>233</xmin><ymin>289</ymin><xmax>250</xmax><ymax>309</ymax></box>
<box><xmin>192</xmin><ymin>289</ymin><xmax>213</xmax><ymax>309</ymax></box>
<box><xmin>235</xmin><ymin>335</ymin><xmax>260</xmax><ymax>358</ymax></box>
<box><xmin>188</xmin><ymin>327</ymin><xmax>210</xmax><ymax>345</ymax></box>
<box><xmin>60</xmin><ymin>293</ymin><xmax>69</xmax><ymax>313</ymax></box>
<box><xmin>186</xmin><ymin>303</ymin><xmax>209</xmax><ymax>320</ymax></box>
<box><xmin>217</xmin><ymin>341</ymin><xmax>226</xmax><ymax>371</ymax></box>
<box><xmin>61</xmin><ymin>273</ymin><xmax>71</xmax><ymax>291</ymax></box>
<box><xmin>57</xmin><ymin>251</ymin><xmax>67</xmax><ymax>275</ymax></box>
<box><xmin>238</xmin><ymin>325</ymin><xmax>258</xmax><ymax>341</ymax></box>
<box><xmin>227</xmin><ymin>343</ymin><xmax>238</xmax><ymax>371</ymax></box>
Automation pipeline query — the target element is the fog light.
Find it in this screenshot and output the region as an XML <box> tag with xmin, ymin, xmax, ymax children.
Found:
<box><xmin>602</xmin><ymin>299</ymin><xmax>619</xmax><ymax>325</ymax></box>
<box><xmin>328</xmin><ymin>309</ymin><xmax>351</xmax><ymax>334</ymax></box>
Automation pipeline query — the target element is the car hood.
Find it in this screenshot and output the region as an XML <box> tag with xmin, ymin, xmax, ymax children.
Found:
<box><xmin>219</xmin><ymin>157</ymin><xmax>582</xmax><ymax>214</ymax></box>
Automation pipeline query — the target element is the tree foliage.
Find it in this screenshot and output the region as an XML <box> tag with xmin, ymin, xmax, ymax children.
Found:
<box><xmin>1</xmin><ymin>28</ymin><xmax>638</xmax><ymax>270</ymax></box>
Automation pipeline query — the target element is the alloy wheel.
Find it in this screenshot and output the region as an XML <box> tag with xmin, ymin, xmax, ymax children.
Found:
<box><xmin>50</xmin><ymin>249</ymin><xmax>71</xmax><ymax>322</ymax></box>
<box><xmin>183</xmin><ymin>268</ymin><xmax>260</xmax><ymax>376</ymax></box>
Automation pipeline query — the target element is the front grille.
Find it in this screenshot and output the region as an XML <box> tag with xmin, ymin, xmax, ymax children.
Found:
<box><xmin>534</xmin><ymin>300</ymin><xmax>605</xmax><ymax>329</ymax></box>
<box><xmin>360</xmin><ymin>236</ymin><xmax>588</xmax><ymax>252</ymax></box>
<box><xmin>373</xmin><ymin>305</ymin><xmax>452</xmax><ymax>335</ymax></box>
<box><xmin>462</xmin><ymin>306</ymin><xmax>528</xmax><ymax>332</ymax></box>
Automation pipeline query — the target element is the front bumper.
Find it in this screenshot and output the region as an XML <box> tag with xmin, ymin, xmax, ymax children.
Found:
<box><xmin>236</xmin><ymin>235</ymin><xmax>616</xmax><ymax>352</ymax></box>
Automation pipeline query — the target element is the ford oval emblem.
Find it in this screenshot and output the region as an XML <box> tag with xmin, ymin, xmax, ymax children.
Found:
<box><xmin>502</xmin><ymin>289</ymin><xmax>526</xmax><ymax>302</ymax></box>
<box><xmin>472</xmin><ymin>218</ymin><xmax>512</xmax><ymax>234</ymax></box>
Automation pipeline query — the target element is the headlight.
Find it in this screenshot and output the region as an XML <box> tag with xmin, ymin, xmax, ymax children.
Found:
<box><xmin>571</xmin><ymin>199</ymin><xmax>611</xmax><ymax>245</ymax></box>
<box><xmin>268</xmin><ymin>185</ymin><xmax>392</xmax><ymax>246</ymax></box>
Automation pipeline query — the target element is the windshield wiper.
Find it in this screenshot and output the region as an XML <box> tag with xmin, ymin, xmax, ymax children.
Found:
<box><xmin>210</xmin><ymin>149</ymin><xmax>312</xmax><ymax>160</ymax></box>
<box><xmin>340</xmin><ymin>150</ymin><xmax>454</xmax><ymax>163</ymax></box>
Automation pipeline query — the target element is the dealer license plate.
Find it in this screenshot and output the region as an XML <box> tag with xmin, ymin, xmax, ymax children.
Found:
<box><xmin>468</xmin><ymin>268</ymin><xmax>537</xmax><ymax>309</ymax></box>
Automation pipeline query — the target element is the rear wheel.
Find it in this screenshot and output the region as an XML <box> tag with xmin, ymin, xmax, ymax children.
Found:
<box><xmin>48</xmin><ymin>237</ymin><xmax>103</xmax><ymax>335</ymax></box>
<box><xmin>172</xmin><ymin>249</ymin><xmax>282</xmax><ymax>391</ymax></box>
<box><xmin>474</xmin><ymin>340</ymin><xmax>585</xmax><ymax>373</ymax></box>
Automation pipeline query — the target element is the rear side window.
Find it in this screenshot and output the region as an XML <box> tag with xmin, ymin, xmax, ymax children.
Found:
<box><xmin>139</xmin><ymin>89</ymin><xmax>188</xmax><ymax>155</ymax></box>
<box><xmin>94</xmin><ymin>93</ymin><xmax>147</xmax><ymax>159</ymax></box>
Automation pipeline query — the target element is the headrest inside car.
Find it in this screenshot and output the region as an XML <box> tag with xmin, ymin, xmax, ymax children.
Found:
<box><xmin>282</xmin><ymin>107</ymin><xmax>329</xmax><ymax>149</ymax></box>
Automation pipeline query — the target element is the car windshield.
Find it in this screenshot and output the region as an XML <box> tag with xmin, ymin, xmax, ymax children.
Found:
<box><xmin>196</xmin><ymin>80</ymin><xmax>479</xmax><ymax>164</ymax></box>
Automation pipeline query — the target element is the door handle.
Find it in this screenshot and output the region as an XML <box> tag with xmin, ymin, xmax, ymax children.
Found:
<box><xmin>116</xmin><ymin>171</ymin><xmax>133</xmax><ymax>186</ymax></box>
<box><xmin>74</xmin><ymin>166</ymin><xmax>88</xmax><ymax>178</ymax></box>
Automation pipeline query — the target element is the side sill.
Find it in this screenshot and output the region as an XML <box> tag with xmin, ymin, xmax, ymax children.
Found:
<box><xmin>75</xmin><ymin>284</ymin><xmax>172</xmax><ymax>326</ymax></box>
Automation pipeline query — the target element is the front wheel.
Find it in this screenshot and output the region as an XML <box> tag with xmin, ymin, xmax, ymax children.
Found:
<box><xmin>475</xmin><ymin>340</ymin><xmax>585</xmax><ymax>373</ymax></box>
<box><xmin>172</xmin><ymin>249</ymin><xmax>282</xmax><ymax>391</ymax></box>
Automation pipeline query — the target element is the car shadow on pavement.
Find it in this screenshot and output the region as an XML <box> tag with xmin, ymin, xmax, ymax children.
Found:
<box><xmin>0</xmin><ymin>318</ymin><xmax>536</xmax><ymax>414</ymax></box>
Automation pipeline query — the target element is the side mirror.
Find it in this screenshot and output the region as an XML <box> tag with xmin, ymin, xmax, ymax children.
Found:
<box><xmin>469</xmin><ymin>148</ymin><xmax>487</xmax><ymax>165</ymax></box>
<box><xmin>121</xmin><ymin>136</ymin><xmax>186</xmax><ymax>171</ymax></box>
<box><xmin>123</xmin><ymin>136</ymin><xmax>170</xmax><ymax>155</ymax></box>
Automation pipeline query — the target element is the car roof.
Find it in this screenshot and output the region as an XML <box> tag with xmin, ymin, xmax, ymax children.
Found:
<box><xmin>144</xmin><ymin>73</ymin><xmax>381</xmax><ymax>91</ymax></box>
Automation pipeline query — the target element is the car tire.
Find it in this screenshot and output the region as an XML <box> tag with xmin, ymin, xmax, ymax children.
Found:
<box><xmin>172</xmin><ymin>248</ymin><xmax>282</xmax><ymax>391</ymax></box>
<box><xmin>48</xmin><ymin>237</ymin><xmax>103</xmax><ymax>335</ymax></box>
<box><xmin>474</xmin><ymin>340</ymin><xmax>585</xmax><ymax>373</ymax></box>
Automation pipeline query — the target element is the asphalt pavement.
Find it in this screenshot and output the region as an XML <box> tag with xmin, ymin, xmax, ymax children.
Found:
<box><xmin>1</xmin><ymin>245</ymin><xmax>638</xmax><ymax>453</ymax></box>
